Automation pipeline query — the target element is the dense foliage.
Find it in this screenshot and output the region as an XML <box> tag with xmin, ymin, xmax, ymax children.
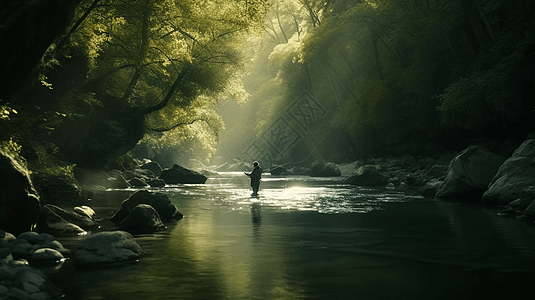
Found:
<box><xmin>220</xmin><ymin>0</ymin><xmax>535</xmax><ymax>163</ymax></box>
<box><xmin>2</xmin><ymin>0</ymin><xmax>269</xmax><ymax>168</ymax></box>
<box><xmin>1</xmin><ymin>0</ymin><xmax>535</xmax><ymax>172</ymax></box>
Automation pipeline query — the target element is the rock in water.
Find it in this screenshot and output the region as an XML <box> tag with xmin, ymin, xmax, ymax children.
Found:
<box><xmin>31</xmin><ymin>248</ymin><xmax>64</xmax><ymax>265</ymax></box>
<box><xmin>110</xmin><ymin>190</ymin><xmax>184</xmax><ymax>224</ymax></box>
<box><xmin>159</xmin><ymin>164</ymin><xmax>207</xmax><ymax>184</ymax></box>
<box><xmin>269</xmin><ymin>166</ymin><xmax>286</xmax><ymax>175</ymax></box>
<box><xmin>117</xmin><ymin>204</ymin><xmax>165</xmax><ymax>233</ymax></box>
<box><xmin>73</xmin><ymin>231</ymin><xmax>144</xmax><ymax>267</ymax></box>
<box><xmin>483</xmin><ymin>139</ymin><xmax>535</xmax><ymax>204</ymax></box>
<box><xmin>436</xmin><ymin>145</ymin><xmax>505</xmax><ymax>200</ymax></box>
<box><xmin>37</xmin><ymin>204</ymin><xmax>98</xmax><ymax>235</ymax></box>
<box><xmin>147</xmin><ymin>178</ymin><xmax>166</xmax><ymax>187</ymax></box>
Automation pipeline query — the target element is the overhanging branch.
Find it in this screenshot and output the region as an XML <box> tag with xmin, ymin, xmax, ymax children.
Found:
<box><xmin>146</xmin><ymin>117</ymin><xmax>211</xmax><ymax>132</ymax></box>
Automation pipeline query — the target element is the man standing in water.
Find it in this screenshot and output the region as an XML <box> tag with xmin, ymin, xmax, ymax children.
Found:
<box><xmin>245</xmin><ymin>161</ymin><xmax>262</xmax><ymax>196</ymax></box>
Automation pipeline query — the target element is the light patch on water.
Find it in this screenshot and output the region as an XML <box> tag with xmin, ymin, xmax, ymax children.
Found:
<box><xmin>162</xmin><ymin>173</ymin><xmax>423</xmax><ymax>215</ymax></box>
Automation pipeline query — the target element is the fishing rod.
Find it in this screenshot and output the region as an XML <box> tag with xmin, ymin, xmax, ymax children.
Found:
<box><xmin>264</xmin><ymin>136</ymin><xmax>326</xmax><ymax>173</ymax></box>
<box><xmin>219</xmin><ymin>136</ymin><xmax>326</xmax><ymax>174</ymax></box>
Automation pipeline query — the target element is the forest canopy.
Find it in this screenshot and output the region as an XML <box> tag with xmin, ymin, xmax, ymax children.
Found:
<box><xmin>219</xmin><ymin>0</ymin><xmax>535</xmax><ymax>165</ymax></box>
<box><xmin>1</xmin><ymin>0</ymin><xmax>534</xmax><ymax>170</ymax></box>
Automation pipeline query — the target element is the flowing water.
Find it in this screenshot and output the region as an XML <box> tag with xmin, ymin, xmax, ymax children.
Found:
<box><xmin>51</xmin><ymin>172</ymin><xmax>535</xmax><ymax>299</ymax></box>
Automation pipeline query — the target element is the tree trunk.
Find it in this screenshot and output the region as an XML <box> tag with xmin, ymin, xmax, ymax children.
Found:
<box><xmin>121</xmin><ymin>0</ymin><xmax>151</xmax><ymax>102</ymax></box>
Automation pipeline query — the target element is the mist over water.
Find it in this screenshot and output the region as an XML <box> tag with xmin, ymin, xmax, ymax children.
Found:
<box><xmin>53</xmin><ymin>172</ymin><xmax>535</xmax><ymax>300</ymax></box>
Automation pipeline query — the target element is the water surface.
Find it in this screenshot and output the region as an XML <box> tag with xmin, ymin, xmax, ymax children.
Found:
<box><xmin>53</xmin><ymin>172</ymin><xmax>535</xmax><ymax>299</ymax></box>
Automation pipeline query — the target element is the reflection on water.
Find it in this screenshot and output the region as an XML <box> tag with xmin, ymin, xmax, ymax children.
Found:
<box><xmin>53</xmin><ymin>173</ymin><xmax>535</xmax><ymax>299</ymax></box>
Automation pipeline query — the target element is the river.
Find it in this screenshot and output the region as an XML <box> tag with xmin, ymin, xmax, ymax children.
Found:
<box><xmin>51</xmin><ymin>172</ymin><xmax>535</xmax><ymax>299</ymax></box>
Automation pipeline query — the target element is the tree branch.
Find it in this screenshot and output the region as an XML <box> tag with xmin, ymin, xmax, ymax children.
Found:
<box><xmin>146</xmin><ymin>117</ymin><xmax>209</xmax><ymax>132</ymax></box>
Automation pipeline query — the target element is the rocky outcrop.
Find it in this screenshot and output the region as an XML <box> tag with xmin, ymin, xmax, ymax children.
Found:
<box><xmin>436</xmin><ymin>145</ymin><xmax>505</xmax><ymax>200</ymax></box>
<box><xmin>159</xmin><ymin>164</ymin><xmax>207</xmax><ymax>184</ymax></box>
<box><xmin>310</xmin><ymin>161</ymin><xmax>341</xmax><ymax>177</ymax></box>
<box><xmin>117</xmin><ymin>204</ymin><xmax>165</xmax><ymax>234</ymax></box>
<box><xmin>0</xmin><ymin>151</ymin><xmax>40</xmax><ymax>235</ymax></box>
<box><xmin>110</xmin><ymin>190</ymin><xmax>183</xmax><ymax>225</ymax></box>
<box><xmin>483</xmin><ymin>139</ymin><xmax>535</xmax><ymax>204</ymax></box>
<box><xmin>73</xmin><ymin>231</ymin><xmax>144</xmax><ymax>267</ymax></box>
<box><xmin>346</xmin><ymin>165</ymin><xmax>389</xmax><ymax>186</ymax></box>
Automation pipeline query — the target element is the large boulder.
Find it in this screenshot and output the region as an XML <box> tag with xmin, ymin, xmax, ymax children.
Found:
<box><xmin>436</xmin><ymin>145</ymin><xmax>505</xmax><ymax>200</ymax></box>
<box><xmin>128</xmin><ymin>177</ymin><xmax>149</xmax><ymax>188</ymax></box>
<box><xmin>73</xmin><ymin>231</ymin><xmax>144</xmax><ymax>267</ymax></box>
<box><xmin>117</xmin><ymin>204</ymin><xmax>165</xmax><ymax>233</ymax></box>
<box><xmin>0</xmin><ymin>151</ymin><xmax>41</xmax><ymax>235</ymax></box>
<box><xmin>140</xmin><ymin>161</ymin><xmax>163</xmax><ymax>176</ymax></box>
<box><xmin>37</xmin><ymin>204</ymin><xmax>98</xmax><ymax>235</ymax></box>
<box><xmin>483</xmin><ymin>139</ymin><xmax>535</xmax><ymax>204</ymax></box>
<box><xmin>346</xmin><ymin>165</ymin><xmax>389</xmax><ymax>186</ymax></box>
<box><xmin>30</xmin><ymin>248</ymin><xmax>65</xmax><ymax>265</ymax></box>
<box><xmin>110</xmin><ymin>190</ymin><xmax>183</xmax><ymax>225</ymax></box>
<box><xmin>159</xmin><ymin>164</ymin><xmax>207</xmax><ymax>184</ymax></box>
<box><xmin>310</xmin><ymin>161</ymin><xmax>341</xmax><ymax>177</ymax></box>
<box><xmin>147</xmin><ymin>178</ymin><xmax>166</xmax><ymax>187</ymax></box>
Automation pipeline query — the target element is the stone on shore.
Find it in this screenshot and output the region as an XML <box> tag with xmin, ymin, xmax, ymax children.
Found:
<box><xmin>346</xmin><ymin>165</ymin><xmax>389</xmax><ymax>186</ymax></box>
<box><xmin>117</xmin><ymin>204</ymin><xmax>165</xmax><ymax>233</ymax></box>
<box><xmin>436</xmin><ymin>145</ymin><xmax>504</xmax><ymax>200</ymax></box>
<box><xmin>159</xmin><ymin>164</ymin><xmax>208</xmax><ymax>184</ymax></box>
<box><xmin>310</xmin><ymin>161</ymin><xmax>341</xmax><ymax>177</ymax></box>
<box><xmin>483</xmin><ymin>139</ymin><xmax>535</xmax><ymax>204</ymax></box>
<box><xmin>73</xmin><ymin>231</ymin><xmax>144</xmax><ymax>267</ymax></box>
